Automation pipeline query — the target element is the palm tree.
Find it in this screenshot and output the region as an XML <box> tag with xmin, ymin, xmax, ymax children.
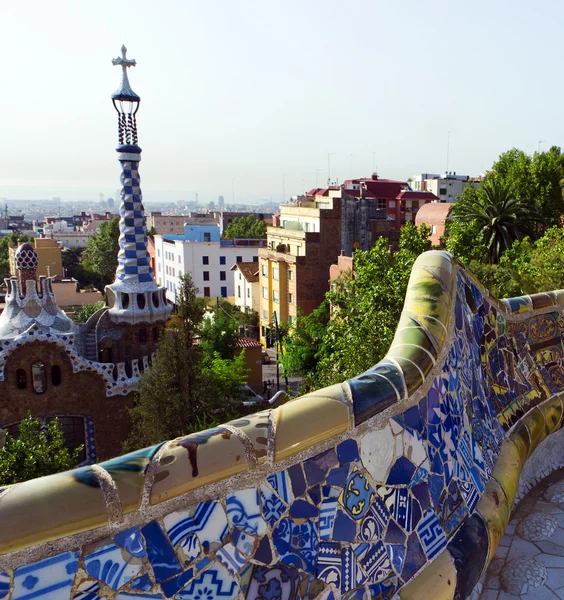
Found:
<box><xmin>452</xmin><ymin>178</ymin><xmax>537</xmax><ymax>263</ymax></box>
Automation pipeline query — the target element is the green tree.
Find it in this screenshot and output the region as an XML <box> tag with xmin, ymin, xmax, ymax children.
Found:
<box><xmin>222</xmin><ymin>215</ymin><xmax>267</xmax><ymax>239</ymax></box>
<box><xmin>127</xmin><ymin>274</ymin><xmax>248</xmax><ymax>448</ymax></box>
<box><xmin>83</xmin><ymin>217</ymin><xmax>120</xmax><ymax>291</ymax></box>
<box><xmin>450</xmin><ymin>177</ymin><xmax>537</xmax><ymax>263</ymax></box>
<box><xmin>280</xmin><ymin>303</ymin><xmax>329</xmax><ymax>392</ymax></box>
<box><xmin>493</xmin><ymin>146</ymin><xmax>564</xmax><ymax>229</ymax></box>
<box><xmin>62</xmin><ymin>247</ymin><xmax>84</xmax><ymax>279</ymax></box>
<box><xmin>71</xmin><ymin>301</ymin><xmax>105</xmax><ymax>323</ymax></box>
<box><xmin>0</xmin><ymin>415</ymin><xmax>82</xmax><ymax>485</ymax></box>
<box><xmin>316</xmin><ymin>223</ymin><xmax>431</xmax><ymax>385</ymax></box>
<box><xmin>281</xmin><ymin>224</ymin><xmax>431</xmax><ymax>390</ymax></box>
<box><xmin>493</xmin><ymin>227</ymin><xmax>564</xmax><ymax>296</ymax></box>
<box><xmin>146</xmin><ymin>226</ymin><xmax>157</xmax><ymax>236</ymax></box>
<box><xmin>200</xmin><ymin>307</ymin><xmax>242</xmax><ymax>360</ymax></box>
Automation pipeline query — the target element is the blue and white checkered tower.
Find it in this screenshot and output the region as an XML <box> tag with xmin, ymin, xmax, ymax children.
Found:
<box><xmin>105</xmin><ymin>46</ymin><xmax>171</xmax><ymax>325</ymax></box>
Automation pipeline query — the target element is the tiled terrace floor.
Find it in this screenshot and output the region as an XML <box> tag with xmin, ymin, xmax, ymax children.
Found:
<box><xmin>480</xmin><ymin>468</ymin><xmax>564</xmax><ymax>599</ymax></box>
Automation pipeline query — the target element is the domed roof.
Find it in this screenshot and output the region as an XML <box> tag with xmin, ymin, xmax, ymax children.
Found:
<box><xmin>14</xmin><ymin>243</ymin><xmax>38</xmax><ymax>271</ymax></box>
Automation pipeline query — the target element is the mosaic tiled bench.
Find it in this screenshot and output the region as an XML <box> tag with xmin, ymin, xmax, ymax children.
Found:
<box><xmin>1</xmin><ymin>250</ymin><xmax>564</xmax><ymax>600</ymax></box>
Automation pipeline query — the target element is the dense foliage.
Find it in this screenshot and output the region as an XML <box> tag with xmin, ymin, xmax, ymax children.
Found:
<box><xmin>450</xmin><ymin>177</ymin><xmax>538</xmax><ymax>263</ymax></box>
<box><xmin>70</xmin><ymin>301</ymin><xmax>105</xmax><ymax>323</ymax></box>
<box><xmin>281</xmin><ymin>223</ymin><xmax>431</xmax><ymax>391</ymax></box>
<box><xmin>0</xmin><ymin>415</ymin><xmax>82</xmax><ymax>485</ymax></box>
<box><xmin>127</xmin><ymin>274</ymin><xmax>249</xmax><ymax>449</ymax></box>
<box><xmin>82</xmin><ymin>217</ymin><xmax>120</xmax><ymax>291</ymax></box>
<box><xmin>222</xmin><ymin>215</ymin><xmax>267</xmax><ymax>239</ymax></box>
<box><xmin>445</xmin><ymin>146</ymin><xmax>564</xmax><ymax>298</ymax></box>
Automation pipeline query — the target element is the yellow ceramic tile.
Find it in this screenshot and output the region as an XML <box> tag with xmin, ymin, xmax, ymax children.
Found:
<box><xmin>413</xmin><ymin>250</ymin><xmax>455</xmax><ymax>273</ymax></box>
<box><xmin>388</xmin><ymin>324</ymin><xmax>436</xmax><ymax>379</ymax></box>
<box><xmin>551</xmin><ymin>289</ymin><xmax>564</xmax><ymax>306</ymax></box>
<box><xmin>226</xmin><ymin>410</ymin><xmax>271</xmax><ymax>464</ymax></box>
<box><xmin>150</xmin><ymin>427</ymin><xmax>248</xmax><ymax>505</ymax></box>
<box><xmin>399</xmin><ymin>550</ymin><xmax>456</xmax><ymax>600</ymax></box>
<box><xmin>410</xmin><ymin>313</ymin><xmax>448</xmax><ymax>349</ymax></box>
<box><xmin>274</xmin><ymin>393</ymin><xmax>349</xmax><ymax>462</ymax></box>
<box><xmin>490</xmin><ymin>439</ymin><xmax>525</xmax><ymax>506</ymax></box>
<box><xmin>0</xmin><ymin>467</ymin><xmax>108</xmax><ymax>555</ymax></box>
<box><xmin>99</xmin><ymin>446</ymin><xmax>162</xmax><ymax>514</ymax></box>
<box><xmin>508</xmin><ymin>421</ymin><xmax>531</xmax><ymax>462</ymax></box>
<box><xmin>538</xmin><ymin>396</ymin><xmax>563</xmax><ymax>434</ymax></box>
<box><xmin>522</xmin><ymin>407</ymin><xmax>548</xmax><ymax>454</ymax></box>
<box><xmin>475</xmin><ymin>477</ymin><xmax>510</xmax><ymax>562</ymax></box>
<box><xmin>393</xmin><ymin>355</ymin><xmax>425</xmax><ymax>395</ymax></box>
<box><xmin>300</xmin><ymin>383</ymin><xmax>349</xmax><ymax>404</ymax></box>
<box><xmin>403</xmin><ymin>289</ymin><xmax>450</xmax><ymax>327</ymax></box>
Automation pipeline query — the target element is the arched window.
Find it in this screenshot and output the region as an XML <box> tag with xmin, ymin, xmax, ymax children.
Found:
<box><xmin>121</xmin><ymin>293</ymin><xmax>129</xmax><ymax>309</ymax></box>
<box><xmin>137</xmin><ymin>294</ymin><xmax>146</xmax><ymax>310</ymax></box>
<box><xmin>125</xmin><ymin>357</ymin><xmax>133</xmax><ymax>378</ymax></box>
<box><xmin>16</xmin><ymin>369</ymin><xmax>27</xmax><ymax>390</ymax></box>
<box><xmin>139</xmin><ymin>328</ymin><xmax>147</xmax><ymax>345</ymax></box>
<box><xmin>51</xmin><ymin>365</ymin><xmax>62</xmax><ymax>386</ymax></box>
<box><xmin>31</xmin><ymin>362</ymin><xmax>46</xmax><ymax>394</ymax></box>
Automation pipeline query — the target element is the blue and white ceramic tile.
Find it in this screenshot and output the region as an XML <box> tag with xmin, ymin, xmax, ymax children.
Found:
<box><xmin>0</xmin><ymin>572</ymin><xmax>9</xmax><ymax>600</ymax></box>
<box><xmin>165</xmin><ymin>501</ymin><xmax>229</xmax><ymax>551</ymax></box>
<box><xmin>115</xmin><ymin>593</ymin><xmax>162</xmax><ymax>599</ymax></box>
<box><xmin>266</xmin><ymin>471</ymin><xmax>293</xmax><ymax>504</ymax></box>
<box><xmin>216</xmin><ymin>543</ymin><xmax>246</xmax><ymax>575</ymax></box>
<box><xmin>13</xmin><ymin>551</ymin><xmax>79</xmax><ymax>599</ymax></box>
<box><xmin>141</xmin><ymin>522</ymin><xmax>182</xmax><ymax>583</ymax></box>
<box><xmin>260</xmin><ymin>483</ymin><xmax>286</xmax><ymax>528</ymax></box>
<box><xmin>177</xmin><ymin>533</ymin><xmax>201</xmax><ymax>567</ymax></box>
<box><xmin>114</xmin><ymin>526</ymin><xmax>146</xmax><ymax>559</ymax></box>
<box><xmin>84</xmin><ymin>541</ymin><xmax>142</xmax><ymax>590</ymax></box>
<box><xmin>316</xmin><ymin>542</ymin><xmax>341</xmax><ymax>588</ymax></box>
<box><xmin>175</xmin><ymin>562</ymin><xmax>238</xmax><ymax>600</ymax></box>
<box><xmin>72</xmin><ymin>579</ymin><xmax>101</xmax><ymax>599</ymax></box>
<box><xmin>226</xmin><ymin>488</ymin><xmax>267</xmax><ymax>536</ymax></box>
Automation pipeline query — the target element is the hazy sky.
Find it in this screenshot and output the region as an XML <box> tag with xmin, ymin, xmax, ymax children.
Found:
<box><xmin>1</xmin><ymin>0</ymin><xmax>563</xmax><ymax>204</ymax></box>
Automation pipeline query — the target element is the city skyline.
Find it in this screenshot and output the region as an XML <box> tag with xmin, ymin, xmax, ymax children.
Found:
<box><xmin>1</xmin><ymin>0</ymin><xmax>563</xmax><ymax>203</ymax></box>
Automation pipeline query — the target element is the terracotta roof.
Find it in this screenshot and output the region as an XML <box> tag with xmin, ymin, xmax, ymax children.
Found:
<box><xmin>236</xmin><ymin>337</ymin><xmax>262</xmax><ymax>348</ymax></box>
<box><xmin>415</xmin><ymin>202</ymin><xmax>453</xmax><ymax>221</ymax></box>
<box><xmin>396</xmin><ymin>190</ymin><xmax>439</xmax><ymax>201</ymax></box>
<box><xmin>230</xmin><ymin>261</ymin><xmax>259</xmax><ymax>282</ymax></box>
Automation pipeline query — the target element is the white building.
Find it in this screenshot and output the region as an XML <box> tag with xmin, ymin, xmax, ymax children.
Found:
<box><xmin>153</xmin><ymin>233</ymin><xmax>264</xmax><ymax>304</ymax></box>
<box><xmin>231</xmin><ymin>262</ymin><xmax>260</xmax><ymax>314</ymax></box>
<box><xmin>410</xmin><ymin>173</ymin><xmax>480</xmax><ymax>203</ymax></box>
<box><xmin>51</xmin><ymin>232</ymin><xmax>91</xmax><ymax>248</ymax></box>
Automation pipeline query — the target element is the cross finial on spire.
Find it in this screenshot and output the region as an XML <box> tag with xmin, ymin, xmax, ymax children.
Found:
<box><xmin>112</xmin><ymin>45</ymin><xmax>136</xmax><ymax>72</ymax></box>
<box><xmin>111</xmin><ymin>45</ymin><xmax>140</xmax><ymax>103</ymax></box>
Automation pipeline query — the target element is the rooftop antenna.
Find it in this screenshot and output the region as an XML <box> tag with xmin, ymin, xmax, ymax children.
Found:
<box><xmin>538</xmin><ymin>140</ymin><xmax>545</xmax><ymax>153</ymax></box>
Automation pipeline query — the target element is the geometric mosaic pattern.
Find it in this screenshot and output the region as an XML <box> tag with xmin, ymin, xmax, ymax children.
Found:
<box><xmin>3</xmin><ymin>253</ymin><xmax>564</xmax><ymax>599</ymax></box>
<box><xmin>113</xmin><ymin>159</ymin><xmax>156</xmax><ymax>291</ymax></box>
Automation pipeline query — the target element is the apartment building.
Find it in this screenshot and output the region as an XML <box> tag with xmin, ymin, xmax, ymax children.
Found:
<box><xmin>148</xmin><ymin>212</ymin><xmax>217</xmax><ymax>235</ymax></box>
<box><xmin>258</xmin><ymin>188</ymin><xmax>342</xmax><ymax>345</ymax></box>
<box><xmin>153</xmin><ymin>224</ymin><xmax>265</xmax><ymax>304</ymax></box>
<box><xmin>410</xmin><ymin>172</ymin><xmax>480</xmax><ymax>203</ymax></box>
<box><xmin>231</xmin><ymin>262</ymin><xmax>260</xmax><ymax>313</ymax></box>
<box><xmin>342</xmin><ymin>174</ymin><xmax>438</xmax><ymax>232</ymax></box>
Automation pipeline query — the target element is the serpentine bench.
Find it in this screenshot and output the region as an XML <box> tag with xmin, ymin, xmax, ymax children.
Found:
<box><xmin>1</xmin><ymin>250</ymin><xmax>563</xmax><ymax>600</ymax></box>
